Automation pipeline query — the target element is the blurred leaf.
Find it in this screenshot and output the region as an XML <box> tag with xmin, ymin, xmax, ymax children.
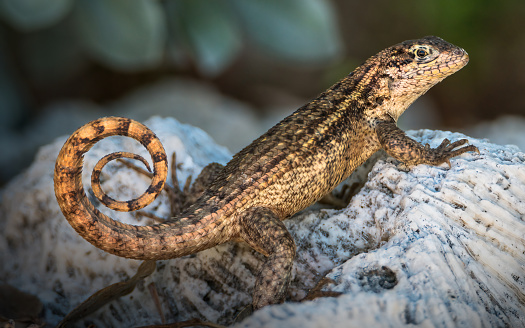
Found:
<box><xmin>18</xmin><ymin>18</ymin><xmax>84</xmax><ymax>84</ymax></box>
<box><xmin>0</xmin><ymin>40</ymin><xmax>27</xmax><ymax>129</ymax></box>
<box><xmin>0</xmin><ymin>0</ymin><xmax>72</xmax><ymax>31</ymax></box>
<box><xmin>166</xmin><ymin>0</ymin><xmax>242</xmax><ymax>77</ymax></box>
<box><xmin>74</xmin><ymin>0</ymin><xmax>166</xmax><ymax>71</ymax></box>
<box><xmin>231</xmin><ymin>0</ymin><xmax>342</xmax><ymax>62</ymax></box>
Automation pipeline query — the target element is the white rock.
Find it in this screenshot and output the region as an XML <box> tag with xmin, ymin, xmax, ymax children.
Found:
<box><xmin>0</xmin><ymin>118</ymin><xmax>523</xmax><ymax>327</ymax></box>
<box><xmin>239</xmin><ymin>130</ymin><xmax>525</xmax><ymax>328</ymax></box>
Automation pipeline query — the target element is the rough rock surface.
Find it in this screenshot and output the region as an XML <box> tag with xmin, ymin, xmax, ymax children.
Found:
<box><xmin>1</xmin><ymin>117</ymin><xmax>524</xmax><ymax>327</ymax></box>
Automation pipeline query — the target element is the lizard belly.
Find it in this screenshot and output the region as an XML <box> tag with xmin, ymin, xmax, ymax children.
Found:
<box><xmin>251</xmin><ymin>138</ymin><xmax>380</xmax><ymax>219</ymax></box>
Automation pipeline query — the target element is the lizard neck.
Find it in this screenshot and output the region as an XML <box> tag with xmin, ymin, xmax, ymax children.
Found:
<box><xmin>313</xmin><ymin>58</ymin><xmax>389</xmax><ymax>118</ymax></box>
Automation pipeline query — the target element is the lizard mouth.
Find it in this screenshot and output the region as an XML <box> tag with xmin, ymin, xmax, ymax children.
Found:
<box><xmin>442</xmin><ymin>48</ymin><xmax>469</xmax><ymax>74</ymax></box>
<box><xmin>455</xmin><ymin>48</ymin><xmax>469</xmax><ymax>65</ymax></box>
<box><xmin>416</xmin><ymin>48</ymin><xmax>469</xmax><ymax>80</ymax></box>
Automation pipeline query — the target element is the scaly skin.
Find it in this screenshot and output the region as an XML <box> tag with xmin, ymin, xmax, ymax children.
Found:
<box><xmin>54</xmin><ymin>36</ymin><xmax>478</xmax><ymax>310</ymax></box>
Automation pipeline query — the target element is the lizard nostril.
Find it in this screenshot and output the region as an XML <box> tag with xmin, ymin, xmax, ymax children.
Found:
<box><xmin>453</xmin><ymin>48</ymin><xmax>465</xmax><ymax>57</ymax></box>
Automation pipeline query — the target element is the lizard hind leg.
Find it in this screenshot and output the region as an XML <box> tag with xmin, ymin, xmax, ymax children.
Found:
<box><xmin>238</xmin><ymin>207</ymin><xmax>296</xmax><ymax>310</ymax></box>
<box><xmin>182</xmin><ymin>162</ymin><xmax>224</xmax><ymax>208</ymax></box>
<box><xmin>91</xmin><ymin>151</ymin><xmax>154</xmax><ymax>212</ymax></box>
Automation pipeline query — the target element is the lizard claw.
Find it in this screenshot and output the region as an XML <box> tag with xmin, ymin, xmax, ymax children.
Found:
<box><xmin>234</xmin><ymin>304</ymin><xmax>254</xmax><ymax>323</ymax></box>
<box><xmin>435</xmin><ymin>138</ymin><xmax>451</xmax><ymax>151</ymax></box>
<box><xmin>430</xmin><ymin>139</ymin><xmax>478</xmax><ymax>167</ymax></box>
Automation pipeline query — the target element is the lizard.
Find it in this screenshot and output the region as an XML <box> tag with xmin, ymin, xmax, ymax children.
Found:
<box><xmin>54</xmin><ymin>36</ymin><xmax>478</xmax><ymax>312</ymax></box>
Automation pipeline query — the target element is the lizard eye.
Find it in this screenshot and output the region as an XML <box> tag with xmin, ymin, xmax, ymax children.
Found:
<box><xmin>410</xmin><ymin>45</ymin><xmax>435</xmax><ymax>62</ymax></box>
<box><xmin>416</xmin><ymin>49</ymin><xmax>429</xmax><ymax>58</ymax></box>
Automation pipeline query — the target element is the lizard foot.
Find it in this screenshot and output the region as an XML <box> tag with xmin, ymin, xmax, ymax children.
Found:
<box><xmin>117</xmin><ymin>152</ymin><xmax>191</xmax><ymax>215</ymax></box>
<box><xmin>135</xmin><ymin>318</ymin><xmax>227</xmax><ymax>328</ymax></box>
<box><xmin>301</xmin><ymin>277</ymin><xmax>342</xmax><ymax>302</ymax></box>
<box><xmin>318</xmin><ymin>181</ymin><xmax>362</xmax><ymax>209</ymax></box>
<box><xmin>234</xmin><ymin>305</ymin><xmax>253</xmax><ymax>323</ymax></box>
<box><xmin>57</xmin><ymin>261</ymin><xmax>156</xmax><ymax>328</ymax></box>
<box><xmin>426</xmin><ymin>138</ymin><xmax>479</xmax><ymax>167</ymax></box>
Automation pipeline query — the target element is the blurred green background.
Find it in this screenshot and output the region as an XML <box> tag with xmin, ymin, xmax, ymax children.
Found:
<box><xmin>0</xmin><ymin>0</ymin><xmax>524</xmax><ymax>185</ymax></box>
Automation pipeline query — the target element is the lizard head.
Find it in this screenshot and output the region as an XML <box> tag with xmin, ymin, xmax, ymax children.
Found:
<box><xmin>390</xmin><ymin>35</ymin><xmax>469</xmax><ymax>80</ymax></box>
<box><xmin>382</xmin><ymin>36</ymin><xmax>469</xmax><ymax>120</ymax></box>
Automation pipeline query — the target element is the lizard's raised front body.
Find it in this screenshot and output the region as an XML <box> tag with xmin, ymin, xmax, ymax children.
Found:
<box><xmin>54</xmin><ymin>36</ymin><xmax>478</xmax><ymax>310</ymax></box>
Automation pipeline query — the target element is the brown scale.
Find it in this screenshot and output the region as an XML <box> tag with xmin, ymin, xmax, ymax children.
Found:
<box><xmin>54</xmin><ymin>36</ymin><xmax>479</xmax><ymax>311</ymax></box>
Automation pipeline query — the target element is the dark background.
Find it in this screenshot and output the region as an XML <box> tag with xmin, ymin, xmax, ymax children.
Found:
<box><xmin>1</xmin><ymin>0</ymin><xmax>524</xmax><ymax>185</ymax></box>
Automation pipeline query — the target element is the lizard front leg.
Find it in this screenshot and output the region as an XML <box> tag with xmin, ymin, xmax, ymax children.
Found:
<box><xmin>375</xmin><ymin>119</ymin><xmax>479</xmax><ymax>167</ymax></box>
<box><xmin>238</xmin><ymin>207</ymin><xmax>296</xmax><ymax>310</ymax></box>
